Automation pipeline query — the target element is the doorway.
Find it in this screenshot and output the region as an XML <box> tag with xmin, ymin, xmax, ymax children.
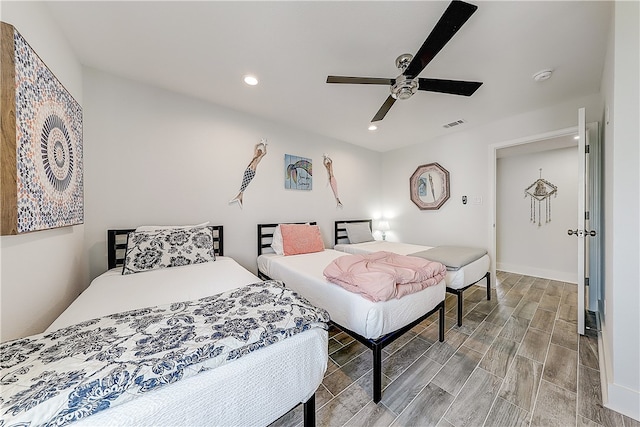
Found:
<box><xmin>488</xmin><ymin>123</ymin><xmax>602</xmax><ymax>331</ymax></box>
<box><xmin>495</xmin><ymin>135</ymin><xmax>578</xmax><ymax>282</ymax></box>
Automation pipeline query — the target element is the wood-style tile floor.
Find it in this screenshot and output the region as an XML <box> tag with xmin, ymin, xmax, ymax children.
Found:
<box><xmin>271</xmin><ymin>271</ymin><xmax>640</xmax><ymax>427</ymax></box>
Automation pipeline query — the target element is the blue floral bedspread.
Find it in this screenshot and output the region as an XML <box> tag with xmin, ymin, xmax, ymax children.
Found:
<box><xmin>0</xmin><ymin>280</ymin><xmax>329</xmax><ymax>426</ymax></box>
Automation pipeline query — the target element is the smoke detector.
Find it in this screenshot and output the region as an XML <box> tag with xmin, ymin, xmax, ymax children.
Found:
<box><xmin>533</xmin><ymin>69</ymin><xmax>553</xmax><ymax>82</ymax></box>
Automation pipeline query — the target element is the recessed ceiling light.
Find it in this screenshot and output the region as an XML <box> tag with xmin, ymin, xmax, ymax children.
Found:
<box><xmin>574</xmin><ymin>135</ymin><xmax>580</xmax><ymax>140</ymax></box>
<box><xmin>368</xmin><ymin>124</ymin><xmax>378</xmax><ymax>131</ymax></box>
<box><xmin>244</xmin><ymin>75</ymin><xmax>258</xmax><ymax>86</ymax></box>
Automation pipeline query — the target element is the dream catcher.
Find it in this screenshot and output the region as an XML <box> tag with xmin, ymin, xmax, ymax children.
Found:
<box><xmin>524</xmin><ymin>169</ymin><xmax>558</xmax><ymax>226</ymax></box>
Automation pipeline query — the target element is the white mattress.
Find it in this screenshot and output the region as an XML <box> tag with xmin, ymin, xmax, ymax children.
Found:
<box><xmin>257</xmin><ymin>249</ymin><xmax>445</xmax><ymax>340</ymax></box>
<box><xmin>334</xmin><ymin>241</ymin><xmax>490</xmax><ymax>290</ymax></box>
<box><xmin>46</xmin><ymin>258</ymin><xmax>328</xmax><ymax>426</ymax></box>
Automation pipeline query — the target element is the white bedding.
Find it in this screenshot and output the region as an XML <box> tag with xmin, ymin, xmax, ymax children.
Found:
<box><xmin>334</xmin><ymin>241</ymin><xmax>490</xmax><ymax>290</ymax></box>
<box><xmin>257</xmin><ymin>249</ymin><xmax>445</xmax><ymax>339</ymax></box>
<box><xmin>45</xmin><ymin>257</ymin><xmax>328</xmax><ymax>426</ymax></box>
<box><xmin>47</xmin><ymin>257</ymin><xmax>260</xmax><ymax>331</ymax></box>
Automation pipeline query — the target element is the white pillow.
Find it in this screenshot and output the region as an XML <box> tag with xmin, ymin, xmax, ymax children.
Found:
<box><xmin>271</xmin><ymin>225</ymin><xmax>284</xmax><ymax>255</ymax></box>
<box><xmin>345</xmin><ymin>222</ymin><xmax>374</xmax><ymax>244</ymax></box>
<box><xmin>135</xmin><ymin>221</ymin><xmax>209</xmax><ymax>232</ymax></box>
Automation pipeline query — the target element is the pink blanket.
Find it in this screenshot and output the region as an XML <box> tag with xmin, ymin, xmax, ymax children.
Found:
<box><xmin>323</xmin><ymin>251</ymin><xmax>446</xmax><ymax>302</ymax></box>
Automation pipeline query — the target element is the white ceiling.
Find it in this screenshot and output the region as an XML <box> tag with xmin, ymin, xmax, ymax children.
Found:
<box><xmin>44</xmin><ymin>1</ymin><xmax>612</xmax><ymax>152</ymax></box>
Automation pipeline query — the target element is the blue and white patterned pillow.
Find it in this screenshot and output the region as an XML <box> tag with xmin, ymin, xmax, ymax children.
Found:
<box><xmin>123</xmin><ymin>226</ymin><xmax>216</xmax><ymax>274</ymax></box>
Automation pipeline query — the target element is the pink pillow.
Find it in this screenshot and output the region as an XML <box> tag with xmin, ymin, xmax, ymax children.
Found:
<box><xmin>280</xmin><ymin>224</ymin><xmax>325</xmax><ymax>256</ymax></box>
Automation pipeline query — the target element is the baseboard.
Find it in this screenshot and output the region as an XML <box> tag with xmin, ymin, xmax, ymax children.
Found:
<box><xmin>598</xmin><ymin>321</ymin><xmax>640</xmax><ymax>421</ymax></box>
<box><xmin>598</xmin><ymin>327</ymin><xmax>611</xmax><ymax>407</ymax></box>
<box><xmin>606</xmin><ymin>383</ymin><xmax>640</xmax><ymax>421</ymax></box>
<box><xmin>496</xmin><ymin>262</ymin><xmax>577</xmax><ymax>283</ymax></box>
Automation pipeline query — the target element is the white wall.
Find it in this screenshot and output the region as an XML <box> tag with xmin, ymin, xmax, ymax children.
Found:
<box><xmin>497</xmin><ymin>146</ymin><xmax>578</xmax><ymax>282</ymax></box>
<box><xmin>0</xmin><ymin>2</ymin><xmax>87</xmax><ymax>342</ymax></box>
<box><xmin>380</xmin><ymin>92</ymin><xmax>602</xmax><ymax>276</ymax></box>
<box><xmin>600</xmin><ymin>1</ymin><xmax>640</xmax><ymax>420</ymax></box>
<box><xmin>83</xmin><ymin>68</ymin><xmax>382</xmax><ymax>280</ymax></box>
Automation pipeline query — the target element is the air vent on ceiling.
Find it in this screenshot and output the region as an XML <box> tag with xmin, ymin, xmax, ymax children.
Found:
<box><xmin>443</xmin><ymin>119</ymin><xmax>466</xmax><ymax>129</ymax></box>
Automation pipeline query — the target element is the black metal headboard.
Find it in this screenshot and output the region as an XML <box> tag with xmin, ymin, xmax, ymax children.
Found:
<box><xmin>334</xmin><ymin>219</ymin><xmax>373</xmax><ymax>246</ymax></box>
<box><xmin>257</xmin><ymin>222</ymin><xmax>316</xmax><ymax>256</ymax></box>
<box><xmin>107</xmin><ymin>225</ymin><xmax>224</xmax><ymax>270</ymax></box>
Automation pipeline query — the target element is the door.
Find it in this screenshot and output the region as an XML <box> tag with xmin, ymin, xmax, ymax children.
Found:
<box><xmin>573</xmin><ymin>108</ymin><xmax>600</xmax><ymax>335</ymax></box>
<box><xmin>576</xmin><ymin>107</ymin><xmax>587</xmax><ymax>335</ymax></box>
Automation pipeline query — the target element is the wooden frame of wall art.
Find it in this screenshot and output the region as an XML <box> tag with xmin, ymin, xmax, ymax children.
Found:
<box><xmin>409</xmin><ymin>162</ymin><xmax>450</xmax><ymax>210</ymax></box>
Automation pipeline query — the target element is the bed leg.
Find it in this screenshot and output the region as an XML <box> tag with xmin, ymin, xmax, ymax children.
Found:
<box><xmin>439</xmin><ymin>302</ymin><xmax>445</xmax><ymax>342</ymax></box>
<box><xmin>303</xmin><ymin>393</ymin><xmax>315</xmax><ymax>427</ymax></box>
<box><xmin>486</xmin><ymin>272</ymin><xmax>492</xmax><ymax>301</ymax></box>
<box><xmin>373</xmin><ymin>344</ymin><xmax>382</xmax><ymax>403</ymax></box>
<box><xmin>456</xmin><ymin>292</ymin><xmax>463</xmax><ymax>327</ymax></box>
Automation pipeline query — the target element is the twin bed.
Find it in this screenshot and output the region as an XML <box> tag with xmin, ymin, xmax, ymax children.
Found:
<box><xmin>1</xmin><ymin>225</ymin><xmax>327</xmax><ymax>427</ymax></box>
<box><xmin>334</xmin><ymin>219</ymin><xmax>491</xmax><ymax>326</ymax></box>
<box><xmin>256</xmin><ymin>222</ymin><xmax>446</xmax><ymax>403</ymax></box>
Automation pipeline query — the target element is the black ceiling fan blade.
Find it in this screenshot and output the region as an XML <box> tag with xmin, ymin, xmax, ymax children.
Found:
<box><xmin>403</xmin><ymin>0</ymin><xmax>478</xmax><ymax>78</ymax></box>
<box><xmin>327</xmin><ymin>76</ymin><xmax>394</xmax><ymax>85</ymax></box>
<box><xmin>371</xmin><ymin>96</ymin><xmax>396</xmax><ymax>122</ymax></box>
<box><xmin>417</xmin><ymin>78</ymin><xmax>482</xmax><ymax>96</ymax></box>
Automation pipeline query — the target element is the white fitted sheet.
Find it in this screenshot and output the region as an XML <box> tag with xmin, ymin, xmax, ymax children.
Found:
<box><xmin>334</xmin><ymin>242</ymin><xmax>490</xmax><ymax>290</ymax></box>
<box><xmin>257</xmin><ymin>249</ymin><xmax>445</xmax><ymax>339</ymax></box>
<box><xmin>46</xmin><ymin>258</ymin><xmax>328</xmax><ymax>426</ymax></box>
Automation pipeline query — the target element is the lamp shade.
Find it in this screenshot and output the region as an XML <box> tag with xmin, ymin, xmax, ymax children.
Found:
<box><xmin>377</xmin><ymin>220</ymin><xmax>390</xmax><ymax>231</ymax></box>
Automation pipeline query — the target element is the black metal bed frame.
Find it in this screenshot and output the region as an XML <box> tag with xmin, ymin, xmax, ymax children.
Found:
<box><xmin>257</xmin><ymin>222</ymin><xmax>445</xmax><ymax>403</ymax></box>
<box><xmin>107</xmin><ymin>224</ymin><xmax>316</xmax><ymax>426</ymax></box>
<box><xmin>334</xmin><ymin>219</ymin><xmax>491</xmax><ymax>327</ymax></box>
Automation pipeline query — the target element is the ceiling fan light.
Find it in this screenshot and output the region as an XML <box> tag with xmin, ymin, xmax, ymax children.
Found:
<box><xmin>397</xmin><ymin>88</ymin><xmax>414</xmax><ymax>100</ymax></box>
<box><xmin>368</xmin><ymin>124</ymin><xmax>378</xmax><ymax>131</ymax></box>
<box><xmin>391</xmin><ymin>76</ymin><xmax>418</xmax><ymax>100</ymax></box>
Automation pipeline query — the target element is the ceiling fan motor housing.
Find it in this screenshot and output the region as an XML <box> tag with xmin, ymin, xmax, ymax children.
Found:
<box><xmin>391</xmin><ymin>54</ymin><xmax>419</xmax><ymax>100</ymax></box>
<box><xmin>395</xmin><ymin>53</ymin><xmax>414</xmax><ymax>72</ymax></box>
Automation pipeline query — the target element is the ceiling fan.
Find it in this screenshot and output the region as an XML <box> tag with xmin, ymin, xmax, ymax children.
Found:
<box><xmin>326</xmin><ymin>0</ymin><xmax>483</xmax><ymax>123</ymax></box>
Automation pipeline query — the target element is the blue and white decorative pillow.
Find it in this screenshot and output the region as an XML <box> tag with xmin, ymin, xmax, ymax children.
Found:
<box><xmin>123</xmin><ymin>226</ymin><xmax>216</xmax><ymax>274</ymax></box>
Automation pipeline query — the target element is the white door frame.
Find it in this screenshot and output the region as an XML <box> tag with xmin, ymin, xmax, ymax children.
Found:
<box><xmin>488</xmin><ymin>126</ymin><xmax>578</xmax><ymax>286</ymax></box>
<box><xmin>578</xmin><ymin>108</ymin><xmax>587</xmax><ymax>334</ymax></box>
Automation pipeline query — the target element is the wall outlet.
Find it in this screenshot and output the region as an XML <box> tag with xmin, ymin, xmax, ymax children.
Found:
<box><xmin>472</xmin><ymin>196</ymin><xmax>483</xmax><ymax>205</ymax></box>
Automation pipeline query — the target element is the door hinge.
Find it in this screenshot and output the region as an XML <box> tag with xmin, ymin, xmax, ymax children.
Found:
<box><xmin>585</xmin><ymin>211</ymin><xmax>590</xmax><ymax>220</ymax></box>
<box><xmin>585</xmin><ymin>145</ymin><xmax>590</xmax><ymax>154</ymax></box>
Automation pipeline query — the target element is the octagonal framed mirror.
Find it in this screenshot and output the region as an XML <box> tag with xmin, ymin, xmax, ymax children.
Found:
<box><xmin>410</xmin><ymin>163</ymin><xmax>450</xmax><ymax>210</ymax></box>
